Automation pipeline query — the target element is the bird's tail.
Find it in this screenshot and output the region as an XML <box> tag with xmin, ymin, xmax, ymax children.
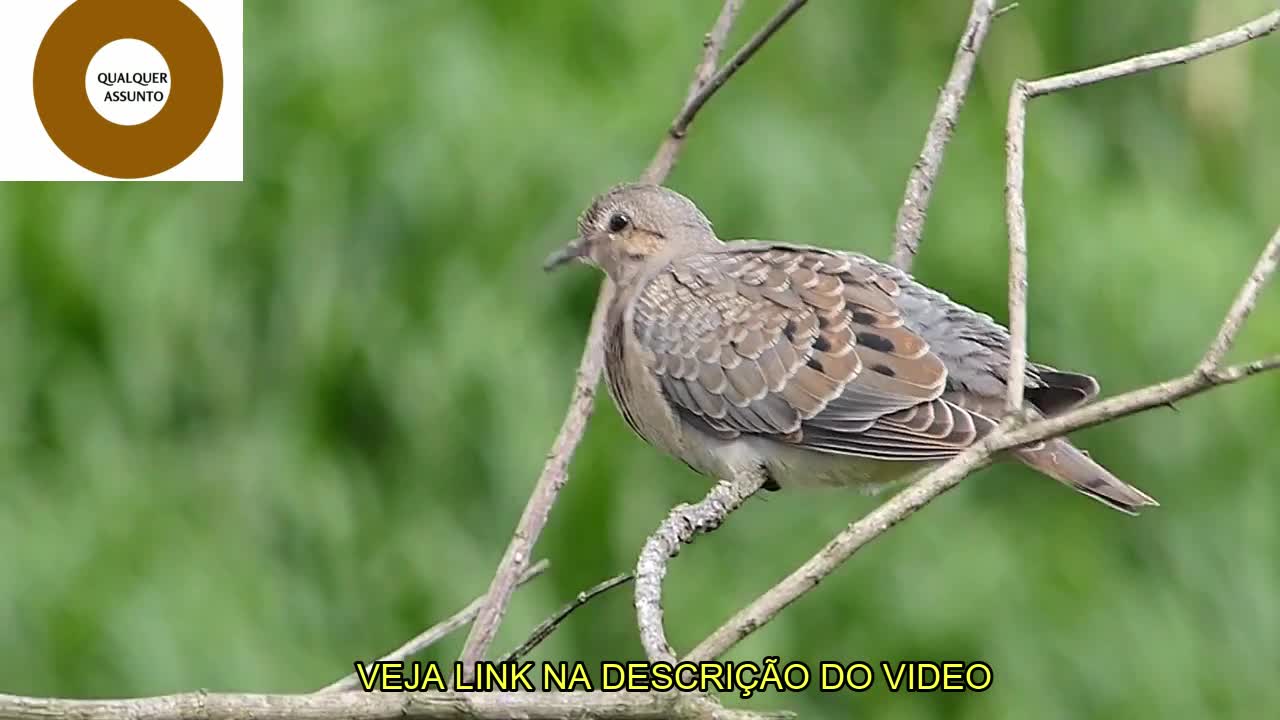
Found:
<box><xmin>1015</xmin><ymin>438</ymin><xmax>1159</xmax><ymax>515</ymax></box>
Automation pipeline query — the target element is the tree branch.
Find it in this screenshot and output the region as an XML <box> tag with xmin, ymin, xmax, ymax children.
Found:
<box><xmin>635</xmin><ymin>470</ymin><xmax>768</xmax><ymax>663</ymax></box>
<box><xmin>1001</xmin><ymin>8</ymin><xmax>1280</xmax><ymax>412</ymax></box>
<box><xmin>500</xmin><ymin>573</ymin><xmax>634</xmax><ymax>664</ymax></box>
<box><xmin>684</xmin><ymin>423</ymin><xmax>1007</xmax><ymax>664</ymax></box>
<box><xmin>453</xmin><ymin>288</ymin><xmax>612</xmax><ymax>684</ymax></box>
<box><xmin>318</xmin><ymin>560</ymin><xmax>549</xmax><ymax>693</ymax></box>
<box><xmin>642</xmin><ymin>0</ymin><xmax>746</xmax><ymax>184</ymax></box>
<box><xmin>892</xmin><ymin>0</ymin><xmax>1000</xmax><ymax>271</ymax></box>
<box><xmin>645</xmin><ymin>0</ymin><xmax>810</xmax><ymax>184</ymax></box>
<box><xmin>1199</xmin><ymin>225</ymin><xmax>1280</xmax><ymax>372</ymax></box>
<box><xmin>1020</xmin><ymin>10</ymin><xmax>1279</xmax><ymax>98</ymax></box>
<box><xmin>0</xmin><ymin>692</ymin><xmax>791</xmax><ymax>720</ymax></box>
<box><xmin>1004</xmin><ymin>78</ymin><xmax>1030</xmax><ymax>412</ymax></box>
<box><xmin>994</xmin><ymin>351</ymin><xmax>1280</xmax><ymax>451</ymax></box>
<box><xmin>689</xmin><ymin>319</ymin><xmax>1280</xmax><ymax>662</ymax></box>
<box><xmin>455</xmin><ymin>0</ymin><xmax>748</xmax><ymax>682</ymax></box>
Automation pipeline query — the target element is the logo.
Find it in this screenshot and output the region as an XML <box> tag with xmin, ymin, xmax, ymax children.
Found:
<box><xmin>0</xmin><ymin>0</ymin><xmax>241</xmax><ymax>181</ymax></box>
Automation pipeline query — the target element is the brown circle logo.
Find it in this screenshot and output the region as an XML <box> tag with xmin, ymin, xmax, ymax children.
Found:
<box><xmin>33</xmin><ymin>0</ymin><xmax>223</xmax><ymax>179</ymax></box>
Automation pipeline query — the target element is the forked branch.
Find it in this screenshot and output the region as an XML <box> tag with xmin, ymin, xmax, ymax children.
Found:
<box><xmin>500</xmin><ymin>573</ymin><xmax>635</xmax><ymax>664</ymax></box>
<box><xmin>1003</xmin><ymin>8</ymin><xmax>1280</xmax><ymax>410</ymax></box>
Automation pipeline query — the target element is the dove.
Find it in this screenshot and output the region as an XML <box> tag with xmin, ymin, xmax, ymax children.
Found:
<box><xmin>544</xmin><ymin>183</ymin><xmax>1158</xmax><ymax>514</ymax></box>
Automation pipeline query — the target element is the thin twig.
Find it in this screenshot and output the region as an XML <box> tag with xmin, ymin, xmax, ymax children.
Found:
<box><xmin>994</xmin><ymin>351</ymin><xmax>1280</xmax><ymax>450</ymax></box>
<box><xmin>892</xmin><ymin>0</ymin><xmax>999</xmax><ymax>271</ymax></box>
<box><xmin>1199</xmin><ymin>228</ymin><xmax>1280</xmax><ymax>372</ymax></box>
<box><xmin>1022</xmin><ymin>10</ymin><xmax>1279</xmax><ymax>99</ymax></box>
<box><xmin>993</xmin><ymin>3</ymin><xmax>1019</xmax><ymax>20</ymax></box>
<box><xmin>657</xmin><ymin>0</ymin><xmax>810</xmax><ymax>144</ymax></box>
<box><xmin>500</xmin><ymin>573</ymin><xmax>634</xmax><ymax>664</ymax></box>
<box><xmin>635</xmin><ymin>471</ymin><xmax>767</xmax><ymax>663</ymax></box>
<box><xmin>0</xmin><ymin>691</ymin><xmax>793</xmax><ymax>720</ymax></box>
<box><xmin>643</xmin><ymin>0</ymin><xmax>745</xmax><ymax>184</ymax></box>
<box><xmin>455</xmin><ymin>0</ymin><xmax>749</xmax><ymax>683</ymax></box>
<box><xmin>318</xmin><ymin>560</ymin><xmax>549</xmax><ymax>693</ymax></box>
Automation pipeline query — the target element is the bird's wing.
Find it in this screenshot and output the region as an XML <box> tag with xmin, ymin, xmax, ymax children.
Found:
<box><xmin>629</xmin><ymin>243</ymin><xmax>996</xmax><ymax>461</ymax></box>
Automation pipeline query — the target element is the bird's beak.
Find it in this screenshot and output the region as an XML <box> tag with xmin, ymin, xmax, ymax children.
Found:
<box><xmin>543</xmin><ymin>237</ymin><xmax>586</xmax><ymax>272</ymax></box>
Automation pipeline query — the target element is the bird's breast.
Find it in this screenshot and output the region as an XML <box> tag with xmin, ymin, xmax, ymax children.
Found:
<box><xmin>603</xmin><ymin>312</ymin><xmax>690</xmax><ymax>464</ymax></box>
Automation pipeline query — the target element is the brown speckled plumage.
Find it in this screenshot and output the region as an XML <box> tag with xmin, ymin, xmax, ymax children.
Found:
<box><xmin>547</xmin><ymin>184</ymin><xmax>1158</xmax><ymax>514</ymax></box>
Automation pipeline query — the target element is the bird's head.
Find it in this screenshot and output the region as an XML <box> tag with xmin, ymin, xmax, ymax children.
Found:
<box><xmin>543</xmin><ymin>184</ymin><xmax>716</xmax><ymax>282</ymax></box>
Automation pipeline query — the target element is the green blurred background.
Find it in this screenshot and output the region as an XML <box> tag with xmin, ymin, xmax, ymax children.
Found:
<box><xmin>3</xmin><ymin>0</ymin><xmax>1279</xmax><ymax>717</ymax></box>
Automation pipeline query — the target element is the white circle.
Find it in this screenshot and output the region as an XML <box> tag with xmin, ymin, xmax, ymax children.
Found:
<box><xmin>84</xmin><ymin>39</ymin><xmax>172</xmax><ymax>126</ymax></box>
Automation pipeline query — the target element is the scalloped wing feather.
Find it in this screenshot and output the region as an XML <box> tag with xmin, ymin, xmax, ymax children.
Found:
<box><xmin>627</xmin><ymin>243</ymin><xmax>995</xmax><ymax>460</ymax></box>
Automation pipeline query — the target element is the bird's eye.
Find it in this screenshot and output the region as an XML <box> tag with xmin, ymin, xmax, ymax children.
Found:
<box><xmin>607</xmin><ymin>213</ymin><xmax>631</xmax><ymax>233</ymax></box>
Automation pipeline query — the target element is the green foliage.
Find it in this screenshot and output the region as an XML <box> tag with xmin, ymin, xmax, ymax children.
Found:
<box><xmin>2</xmin><ymin>1</ymin><xmax>1278</xmax><ymax>716</ymax></box>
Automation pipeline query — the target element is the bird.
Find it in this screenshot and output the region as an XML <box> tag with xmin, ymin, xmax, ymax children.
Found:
<box><xmin>543</xmin><ymin>183</ymin><xmax>1158</xmax><ymax>514</ymax></box>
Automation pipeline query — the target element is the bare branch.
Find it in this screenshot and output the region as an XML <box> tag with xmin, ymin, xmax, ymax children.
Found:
<box><xmin>500</xmin><ymin>573</ymin><xmax>634</xmax><ymax>664</ymax></box>
<box><xmin>892</xmin><ymin>0</ymin><xmax>999</xmax><ymax>270</ymax></box>
<box><xmin>646</xmin><ymin>0</ymin><xmax>811</xmax><ymax>184</ymax></box>
<box><xmin>454</xmin><ymin>289</ymin><xmax>612</xmax><ymax>682</ymax></box>
<box><xmin>1199</xmin><ymin>227</ymin><xmax>1280</xmax><ymax>372</ymax></box>
<box><xmin>684</xmin><ymin>425</ymin><xmax>1007</xmax><ymax>663</ymax></box>
<box><xmin>636</xmin><ymin>471</ymin><xmax>768</xmax><ymax>663</ymax></box>
<box><xmin>1003</xmin><ymin>9</ymin><xmax>1280</xmax><ymax>409</ymax></box>
<box><xmin>456</xmin><ymin>0</ymin><xmax>750</xmax><ymax>682</ymax></box>
<box><xmin>689</xmin><ymin>321</ymin><xmax>1280</xmax><ymax>661</ymax></box>
<box><xmin>1023</xmin><ymin>10</ymin><xmax>1279</xmax><ymax>99</ymax></box>
<box><xmin>1003</xmin><ymin>79</ymin><xmax>1030</xmax><ymax>412</ymax></box>
<box><xmin>318</xmin><ymin>560</ymin><xmax>549</xmax><ymax>693</ymax></box>
<box><xmin>0</xmin><ymin>691</ymin><xmax>792</xmax><ymax>720</ymax></box>
<box><xmin>995</xmin><ymin>350</ymin><xmax>1280</xmax><ymax>451</ymax></box>
<box><xmin>643</xmin><ymin>0</ymin><xmax>746</xmax><ymax>184</ymax></box>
